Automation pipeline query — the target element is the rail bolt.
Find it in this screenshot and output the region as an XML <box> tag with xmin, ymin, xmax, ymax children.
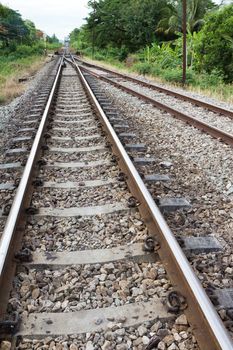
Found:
<box><xmin>37</xmin><ymin>159</ymin><xmax>47</xmax><ymax>167</ymax></box>
<box><xmin>32</xmin><ymin>178</ymin><xmax>44</xmax><ymax>187</ymax></box>
<box><xmin>166</xmin><ymin>291</ymin><xmax>187</xmax><ymax>313</ymax></box>
<box><xmin>15</xmin><ymin>248</ymin><xmax>33</xmax><ymax>262</ymax></box>
<box><xmin>117</xmin><ymin>172</ymin><xmax>127</xmax><ymax>182</ymax></box>
<box><xmin>127</xmin><ymin>196</ymin><xmax>140</xmax><ymax>208</ymax></box>
<box><xmin>143</xmin><ymin>236</ymin><xmax>160</xmax><ymax>252</ymax></box>
<box><xmin>25</xmin><ymin>206</ymin><xmax>39</xmax><ymax>215</ymax></box>
<box><xmin>2</xmin><ymin>204</ymin><xmax>12</xmax><ymax>216</ymax></box>
<box><xmin>0</xmin><ymin>312</ymin><xmax>19</xmax><ymax>335</ymax></box>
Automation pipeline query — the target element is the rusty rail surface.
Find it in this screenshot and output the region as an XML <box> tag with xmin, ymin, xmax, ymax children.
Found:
<box><xmin>69</xmin><ymin>56</ymin><xmax>233</xmax><ymax>350</ymax></box>
<box><xmin>74</xmin><ymin>56</ymin><xmax>233</xmax><ymax>120</ymax></box>
<box><xmin>78</xmin><ymin>64</ymin><xmax>233</xmax><ymax>147</ymax></box>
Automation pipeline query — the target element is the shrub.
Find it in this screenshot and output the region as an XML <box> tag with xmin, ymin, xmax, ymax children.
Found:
<box><xmin>133</xmin><ymin>62</ymin><xmax>152</xmax><ymax>75</ymax></box>
<box><xmin>118</xmin><ymin>47</ymin><xmax>129</xmax><ymax>62</ymax></box>
<box><xmin>93</xmin><ymin>51</ymin><xmax>106</xmax><ymax>61</ymax></box>
<box><xmin>80</xmin><ymin>47</ymin><xmax>93</xmax><ymax>57</ymax></box>
<box><xmin>142</xmin><ymin>42</ymin><xmax>181</xmax><ymax>69</ymax></box>
<box><xmin>194</xmin><ymin>4</ymin><xmax>233</xmax><ymax>82</ymax></box>
<box><xmin>125</xmin><ymin>54</ymin><xmax>139</xmax><ymax>67</ymax></box>
<box><xmin>9</xmin><ymin>44</ymin><xmax>44</xmax><ymax>58</ymax></box>
<box><xmin>150</xmin><ymin>65</ymin><xmax>163</xmax><ymax>76</ymax></box>
<box><xmin>197</xmin><ymin>70</ymin><xmax>224</xmax><ymax>88</ymax></box>
<box><xmin>204</xmin><ymin>70</ymin><xmax>224</xmax><ymax>86</ymax></box>
<box><xmin>162</xmin><ymin>68</ymin><xmax>195</xmax><ymax>84</ymax></box>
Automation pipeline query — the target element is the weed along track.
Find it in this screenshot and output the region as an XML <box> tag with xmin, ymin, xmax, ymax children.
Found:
<box><xmin>0</xmin><ymin>57</ymin><xmax>232</xmax><ymax>350</ymax></box>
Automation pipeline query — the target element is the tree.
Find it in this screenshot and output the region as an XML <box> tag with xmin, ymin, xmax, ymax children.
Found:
<box><xmin>24</xmin><ymin>19</ymin><xmax>37</xmax><ymax>43</ymax></box>
<box><xmin>86</xmin><ymin>0</ymin><xmax>128</xmax><ymax>49</ymax></box>
<box><xmin>122</xmin><ymin>0</ymin><xmax>174</xmax><ymax>50</ymax></box>
<box><xmin>36</xmin><ymin>29</ymin><xmax>44</xmax><ymax>40</ymax></box>
<box><xmin>85</xmin><ymin>0</ymin><xmax>174</xmax><ymax>51</ymax></box>
<box><xmin>70</xmin><ymin>25</ymin><xmax>91</xmax><ymax>50</ymax></box>
<box><xmin>0</xmin><ymin>4</ymin><xmax>29</xmax><ymax>47</ymax></box>
<box><xmin>156</xmin><ymin>0</ymin><xmax>216</xmax><ymax>36</ymax></box>
<box><xmin>47</xmin><ymin>34</ymin><xmax>60</xmax><ymax>44</ymax></box>
<box><xmin>70</xmin><ymin>28</ymin><xmax>80</xmax><ymax>43</ymax></box>
<box><xmin>195</xmin><ymin>4</ymin><xmax>233</xmax><ymax>82</ymax></box>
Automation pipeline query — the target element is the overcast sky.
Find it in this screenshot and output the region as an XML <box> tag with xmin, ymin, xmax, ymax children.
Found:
<box><xmin>2</xmin><ymin>0</ymin><xmax>89</xmax><ymax>40</ymax></box>
<box><xmin>2</xmin><ymin>0</ymin><xmax>231</xmax><ymax>40</ymax></box>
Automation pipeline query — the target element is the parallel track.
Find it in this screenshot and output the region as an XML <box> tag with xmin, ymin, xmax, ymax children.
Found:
<box><xmin>74</xmin><ymin>57</ymin><xmax>233</xmax><ymax>147</ymax></box>
<box><xmin>0</xmin><ymin>56</ymin><xmax>232</xmax><ymax>349</ymax></box>
<box><xmin>74</xmin><ymin>56</ymin><xmax>233</xmax><ymax>120</ymax></box>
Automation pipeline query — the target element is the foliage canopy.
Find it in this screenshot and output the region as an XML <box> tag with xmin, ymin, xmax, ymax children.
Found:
<box><xmin>70</xmin><ymin>1</ymin><xmax>233</xmax><ymax>82</ymax></box>
<box><xmin>195</xmin><ymin>4</ymin><xmax>233</xmax><ymax>81</ymax></box>
<box><xmin>0</xmin><ymin>3</ymin><xmax>60</xmax><ymax>51</ymax></box>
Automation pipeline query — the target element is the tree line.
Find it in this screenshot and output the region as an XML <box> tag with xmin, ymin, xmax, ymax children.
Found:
<box><xmin>70</xmin><ymin>0</ymin><xmax>233</xmax><ymax>83</ymax></box>
<box><xmin>0</xmin><ymin>3</ymin><xmax>59</xmax><ymax>54</ymax></box>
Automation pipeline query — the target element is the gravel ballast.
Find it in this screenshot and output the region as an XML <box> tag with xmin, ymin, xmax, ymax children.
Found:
<box><xmin>0</xmin><ymin>57</ymin><xmax>59</xmax><ymax>159</ymax></box>
<box><xmin>90</xmin><ymin>77</ymin><xmax>233</xmax><ymax>336</ymax></box>
<box><xmin>4</xmin><ymin>62</ymin><xmax>227</xmax><ymax>349</ymax></box>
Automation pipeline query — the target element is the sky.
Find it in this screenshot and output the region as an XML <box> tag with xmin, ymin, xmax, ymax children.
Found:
<box><xmin>2</xmin><ymin>0</ymin><xmax>90</xmax><ymax>40</ymax></box>
<box><xmin>2</xmin><ymin>0</ymin><xmax>231</xmax><ymax>40</ymax></box>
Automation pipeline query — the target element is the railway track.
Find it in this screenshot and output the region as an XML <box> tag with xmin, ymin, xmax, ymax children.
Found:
<box><xmin>74</xmin><ymin>56</ymin><xmax>233</xmax><ymax>147</ymax></box>
<box><xmin>0</xmin><ymin>56</ymin><xmax>232</xmax><ymax>349</ymax></box>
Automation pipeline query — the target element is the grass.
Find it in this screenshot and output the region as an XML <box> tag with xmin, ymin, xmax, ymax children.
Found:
<box><xmin>81</xmin><ymin>55</ymin><xmax>233</xmax><ymax>105</ymax></box>
<box><xmin>0</xmin><ymin>55</ymin><xmax>50</xmax><ymax>104</ymax></box>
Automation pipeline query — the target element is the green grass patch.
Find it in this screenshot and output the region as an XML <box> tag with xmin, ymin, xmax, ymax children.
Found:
<box><xmin>1</xmin><ymin>56</ymin><xmax>34</xmax><ymax>77</ymax></box>
<box><xmin>0</xmin><ymin>42</ymin><xmax>61</xmax><ymax>104</ymax></box>
<box><xmin>0</xmin><ymin>55</ymin><xmax>45</xmax><ymax>104</ymax></box>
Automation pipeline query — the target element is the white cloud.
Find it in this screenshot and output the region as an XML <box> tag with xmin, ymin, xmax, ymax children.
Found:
<box><xmin>2</xmin><ymin>0</ymin><xmax>90</xmax><ymax>39</ymax></box>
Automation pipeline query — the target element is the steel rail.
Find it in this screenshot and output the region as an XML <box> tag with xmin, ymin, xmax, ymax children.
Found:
<box><xmin>79</xmin><ymin>65</ymin><xmax>233</xmax><ymax>147</ymax></box>
<box><xmin>0</xmin><ymin>57</ymin><xmax>63</xmax><ymax>312</ymax></box>
<box><xmin>70</xmin><ymin>57</ymin><xmax>233</xmax><ymax>350</ymax></box>
<box><xmin>74</xmin><ymin>56</ymin><xmax>233</xmax><ymax>120</ymax></box>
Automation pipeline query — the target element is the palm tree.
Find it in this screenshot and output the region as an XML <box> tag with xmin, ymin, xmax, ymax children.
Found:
<box><xmin>156</xmin><ymin>0</ymin><xmax>215</xmax><ymax>36</ymax></box>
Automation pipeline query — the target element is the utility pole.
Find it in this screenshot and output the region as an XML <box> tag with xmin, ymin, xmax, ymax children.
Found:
<box><xmin>92</xmin><ymin>25</ymin><xmax>95</xmax><ymax>59</ymax></box>
<box><xmin>182</xmin><ymin>0</ymin><xmax>187</xmax><ymax>86</ymax></box>
<box><xmin>92</xmin><ymin>0</ymin><xmax>96</xmax><ymax>59</ymax></box>
<box><xmin>43</xmin><ymin>32</ymin><xmax>47</xmax><ymax>55</ymax></box>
